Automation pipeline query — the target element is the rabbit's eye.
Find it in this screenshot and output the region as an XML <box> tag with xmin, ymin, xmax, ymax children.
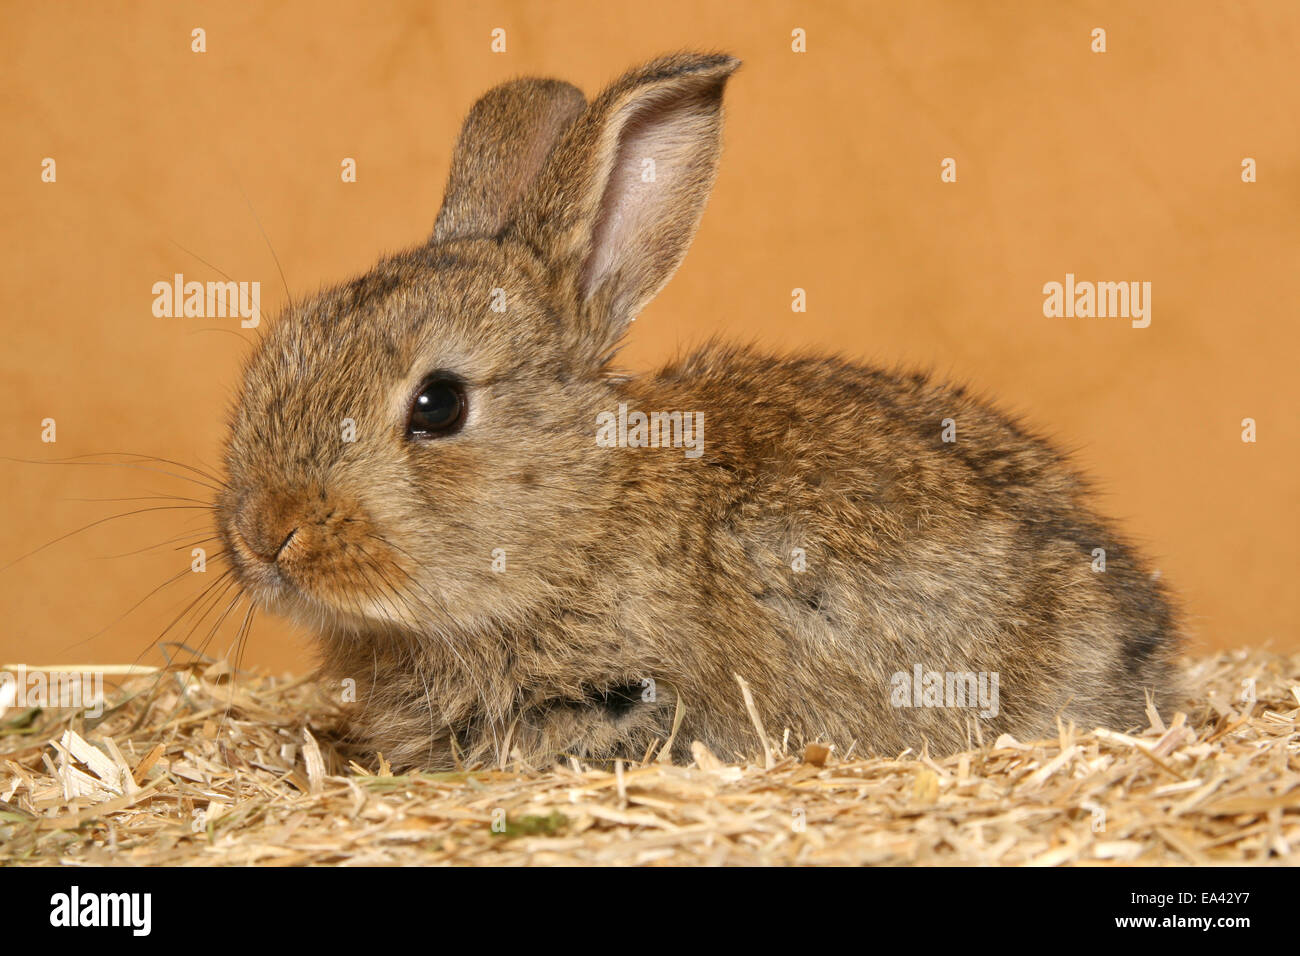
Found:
<box><xmin>407</xmin><ymin>375</ymin><xmax>467</xmax><ymax>439</ymax></box>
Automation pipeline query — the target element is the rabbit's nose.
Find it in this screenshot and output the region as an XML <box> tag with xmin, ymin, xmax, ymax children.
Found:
<box><xmin>243</xmin><ymin>525</ymin><xmax>298</xmax><ymax>563</ymax></box>
<box><xmin>234</xmin><ymin>493</ymin><xmax>301</xmax><ymax>564</ymax></box>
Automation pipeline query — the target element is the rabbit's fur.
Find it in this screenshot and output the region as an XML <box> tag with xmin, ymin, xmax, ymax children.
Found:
<box><xmin>218</xmin><ymin>53</ymin><xmax>1180</xmax><ymax>770</ymax></box>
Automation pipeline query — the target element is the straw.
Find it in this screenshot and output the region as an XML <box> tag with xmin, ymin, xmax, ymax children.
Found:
<box><xmin>0</xmin><ymin>649</ymin><xmax>1295</xmax><ymax>865</ymax></box>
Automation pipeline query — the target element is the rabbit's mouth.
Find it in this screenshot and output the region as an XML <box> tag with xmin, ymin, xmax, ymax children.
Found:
<box><xmin>219</xmin><ymin>487</ymin><xmax>431</xmax><ymax>633</ymax></box>
<box><xmin>226</xmin><ymin>528</ymin><xmax>432</xmax><ymax>636</ymax></box>
<box><xmin>225</xmin><ymin>526</ymin><xmax>293</xmax><ymax>598</ymax></box>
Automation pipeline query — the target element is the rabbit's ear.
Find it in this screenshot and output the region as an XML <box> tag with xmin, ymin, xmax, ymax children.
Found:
<box><xmin>509</xmin><ymin>53</ymin><xmax>739</xmax><ymax>347</ymax></box>
<box><xmin>433</xmin><ymin>78</ymin><xmax>586</xmax><ymax>242</ymax></box>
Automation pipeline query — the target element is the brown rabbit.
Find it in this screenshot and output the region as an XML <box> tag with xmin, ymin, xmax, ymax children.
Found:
<box><xmin>218</xmin><ymin>52</ymin><xmax>1180</xmax><ymax>770</ymax></box>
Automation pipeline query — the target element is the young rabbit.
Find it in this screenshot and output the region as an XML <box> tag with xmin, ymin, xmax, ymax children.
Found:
<box><xmin>218</xmin><ymin>52</ymin><xmax>1180</xmax><ymax>770</ymax></box>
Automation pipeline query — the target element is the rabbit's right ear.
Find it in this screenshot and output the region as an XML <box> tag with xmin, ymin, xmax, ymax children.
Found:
<box><xmin>507</xmin><ymin>53</ymin><xmax>740</xmax><ymax>355</ymax></box>
<box><xmin>433</xmin><ymin>78</ymin><xmax>586</xmax><ymax>242</ymax></box>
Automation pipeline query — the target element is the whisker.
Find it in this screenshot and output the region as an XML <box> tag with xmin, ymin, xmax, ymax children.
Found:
<box><xmin>231</xmin><ymin>602</ymin><xmax>256</xmax><ymax>679</ymax></box>
<box><xmin>109</xmin><ymin>452</ymin><xmax>230</xmax><ymax>490</ymax></box>
<box><xmin>219</xmin><ymin>602</ymin><xmax>257</xmax><ymax>730</ymax></box>
<box><xmin>1</xmin><ymin>454</ymin><xmax>226</xmax><ymax>495</ymax></box>
<box><xmin>238</xmin><ymin>182</ymin><xmax>292</xmax><ymax>311</ymax></box>
<box><xmin>190</xmin><ymin>584</ymin><xmax>246</xmax><ymax>678</ymax></box>
<box><xmin>60</xmin><ymin>557</ymin><xmax>228</xmax><ymax>654</ymax></box>
<box><xmin>174</xmin><ymin>583</ymin><xmax>240</xmax><ymax>674</ymax></box>
<box><xmin>176</xmin><ymin>575</ymin><xmax>245</xmax><ymax>668</ymax></box>
<box><xmin>1</xmin><ymin>505</ymin><xmax>219</xmax><ymax>573</ymax></box>
<box><xmin>169</xmin><ymin>238</ymin><xmax>237</xmax><ymax>283</ymax></box>
<box><xmin>164</xmin><ymin>241</ymin><xmax>259</xmax><ymax>341</ymax></box>
<box><xmin>130</xmin><ymin>567</ymin><xmax>234</xmax><ymax>672</ymax></box>
<box><xmin>65</xmin><ymin>494</ymin><xmax>215</xmax><ymax>506</ymax></box>
<box><xmin>127</xmin><ymin>576</ymin><xmax>235</xmax><ymax>732</ymax></box>
<box><xmin>97</xmin><ymin>532</ymin><xmax>224</xmax><ymax>560</ymax></box>
<box><xmin>141</xmin><ymin>575</ymin><xmax>246</xmax><ymax>729</ymax></box>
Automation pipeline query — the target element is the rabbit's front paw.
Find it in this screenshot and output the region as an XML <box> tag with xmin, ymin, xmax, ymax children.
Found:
<box><xmin>513</xmin><ymin>683</ymin><xmax>677</xmax><ymax>766</ymax></box>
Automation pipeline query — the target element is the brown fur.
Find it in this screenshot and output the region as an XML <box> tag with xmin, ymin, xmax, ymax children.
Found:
<box><xmin>217</xmin><ymin>53</ymin><xmax>1180</xmax><ymax>770</ymax></box>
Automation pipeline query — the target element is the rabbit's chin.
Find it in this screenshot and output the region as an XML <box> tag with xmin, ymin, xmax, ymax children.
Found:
<box><xmin>231</xmin><ymin>559</ymin><xmax>429</xmax><ymax>639</ymax></box>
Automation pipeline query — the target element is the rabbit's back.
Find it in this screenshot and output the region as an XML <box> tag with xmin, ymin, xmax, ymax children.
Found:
<box><xmin>610</xmin><ymin>344</ymin><xmax>1180</xmax><ymax>756</ymax></box>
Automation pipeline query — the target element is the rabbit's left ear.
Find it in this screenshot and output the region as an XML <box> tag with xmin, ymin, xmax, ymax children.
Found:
<box><xmin>508</xmin><ymin>53</ymin><xmax>739</xmax><ymax>350</ymax></box>
<box><xmin>433</xmin><ymin>78</ymin><xmax>586</xmax><ymax>242</ymax></box>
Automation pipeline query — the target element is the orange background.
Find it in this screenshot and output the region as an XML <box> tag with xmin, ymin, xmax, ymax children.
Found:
<box><xmin>2</xmin><ymin>0</ymin><xmax>1296</xmax><ymax>674</ymax></box>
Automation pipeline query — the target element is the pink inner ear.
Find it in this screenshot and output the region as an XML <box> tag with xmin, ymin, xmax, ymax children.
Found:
<box><xmin>581</xmin><ymin>88</ymin><xmax>713</xmax><ymax>309</ymax></box>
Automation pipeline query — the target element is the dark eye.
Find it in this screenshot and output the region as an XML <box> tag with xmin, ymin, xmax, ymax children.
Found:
<box><xmin>407</xmin><ymin>375</ymin><xmax>467</xmax><ymax>439</ymax></box>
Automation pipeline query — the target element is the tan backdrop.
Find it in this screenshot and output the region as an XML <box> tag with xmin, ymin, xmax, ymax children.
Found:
<box><xmin>2</xmin><ymin>0</ymin><xmax>1296</xmax><ymax>675</ymax></box>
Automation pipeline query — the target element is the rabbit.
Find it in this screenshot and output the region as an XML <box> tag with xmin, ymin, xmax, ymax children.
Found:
<box><xmin>216</xmin><ymin>52</ymin><xmax>1181</xmax><ymax>771</ymax></box>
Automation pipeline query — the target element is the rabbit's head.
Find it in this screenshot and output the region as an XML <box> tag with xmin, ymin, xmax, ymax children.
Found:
<box><xmin>217</xmin><ymin>53</ymin><xmax>738</xmax><ymax>639</ymax></box>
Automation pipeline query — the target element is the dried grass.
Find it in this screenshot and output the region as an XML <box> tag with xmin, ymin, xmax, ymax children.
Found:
<box><xmin>1</xmin><ymin>650</ymin><xmax>1296</xmax><ymax>865</ymax></box>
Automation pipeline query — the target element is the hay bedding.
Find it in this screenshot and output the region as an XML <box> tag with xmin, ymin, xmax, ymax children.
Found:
<box><xmin>0</xmin><ymin>650</ymin><xmax>1296</xmax><ymax>866</ymax></box>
